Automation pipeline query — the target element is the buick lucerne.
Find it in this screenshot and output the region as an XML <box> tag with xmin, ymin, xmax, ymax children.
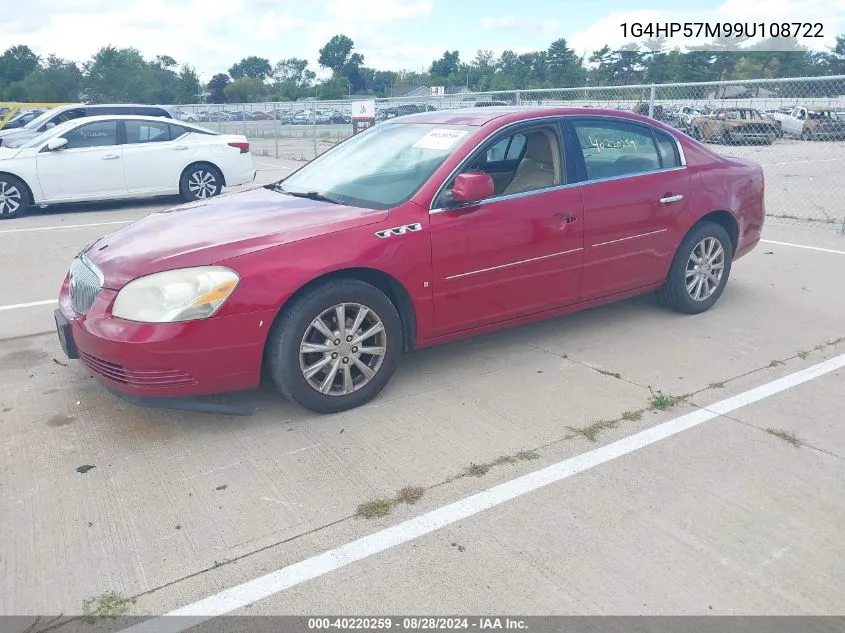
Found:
<box><xmin>55</xmin><ymin>107</ymin><xmax>765</xmax><ymax>413</ymax></box>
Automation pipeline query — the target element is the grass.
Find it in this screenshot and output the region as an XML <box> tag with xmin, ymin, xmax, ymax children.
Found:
<box><xmin>709</xmin><ymin>381</ymin><xmax>725</xmax><ymax>389</ymax></box>
<box><xmin>648</xmin><ymin>388</ymin><xmax>674</xmax><ymax>409</ymax></box>
<box><xmin>621</xmin><ymin>410</ymin><xmax>644</xmax><ymax>422</ymax></box>
<box><xmin>569</xmin><ymin>419</ymin><xmax>620</xmax><ymax>442</ymax></box>
<box><xmin>395</xmin><ymin>486</ymin><xmax>425</xmax><ymax>505</ymax></box>
<box><xmin>356</xmin><ymin>499</ymin><xmax>394</xmax><ymax>519</ymax></box>
<box><xmin>356</xmin><ymin>483</ymin><xmax>433</xmax><ymax>519</ymax></box>
<box><xmin>82</xmin><ymin>591</ymin><xmax>135</xmax><ymax>619</ymax></box>
<box><xmin>765</xmin><ymin>428</ymin><xmax>802</xmax><ymax>448</ymax></box>
<box><xmin>462</xmin><ymin>450</ymin><xmax>540</xmax><ymax>477</ymax></box>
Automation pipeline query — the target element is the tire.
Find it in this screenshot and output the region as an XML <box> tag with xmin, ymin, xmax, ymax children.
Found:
<box><xmin>179</xmin><ymin>163</ymin><xmax>223</xmax><ymax>201</ymax></box>
<box><xmin>801</xmin><ymin>129</ymin><xmax>813</xmax><ymax>141</ymax></box>
<box><xmin>0</xmin><ymin>174</ymin><xmax>30</xmax><ymax>219</ymax></box>
<box><xmin>265</xmin><ymin>279</ymin><xmax>403</xmax><ymax>414</ymax></box>
<box><xmin>657</xmin><ymin>221</ymin><xmax>733</xmax><ymax>315</ymax></box>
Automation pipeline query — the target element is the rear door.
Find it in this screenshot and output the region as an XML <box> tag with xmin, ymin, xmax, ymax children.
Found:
<box><xmin>121</xmin><ymin>119</ymin><xmax>192</xmax><ymax>193</ymax></box>
<box><xmin>564</xmin><ymin>116</ymin><xmax>691</xmax><ymax>301</ymax></box>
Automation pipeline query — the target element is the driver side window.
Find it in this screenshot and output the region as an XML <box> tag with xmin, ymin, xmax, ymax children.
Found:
<box><xmin>448</xmin><ymin>126</ymin><xmax>563</xmax><ymax>202</ymax></box>
<box><xmin>63</xmin><ymin>121</ymin><xmax>118</xmax><ymax>149</ymax></box>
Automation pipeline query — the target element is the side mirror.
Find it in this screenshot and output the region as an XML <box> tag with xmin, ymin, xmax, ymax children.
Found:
<box><xmin>46</xmin><ymin>137</ymin><xmax>68</xmax><ymax>151</ymax></box>
<box><xmin>45</xmin><ymin>122</ymin><xmax>56</xmax><ymax>129</ymax></box>
<box><xmin>449</xmin><ymin>171</ymin><xmax>495</xmax><ymax>204</ymax></box>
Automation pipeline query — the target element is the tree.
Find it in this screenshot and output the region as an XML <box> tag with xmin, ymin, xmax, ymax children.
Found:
<box><xmin>206</xmin><ymin>73</ymin><xmax>230</xmax><ymax>103</ymax></box>
<box><xmin>155</xmin><ymin>55</ymin><xmax>178</xmax><ymax>70</ymax></box>
<box><xmin>224</xmin><ymin>77</ymin><xmax>267</xmax><ymax>102</ymax></box>
<box><xmin>318</xmin><ymin>35</ymin><xmax>356</xmax><ymax>75</ymax></box>
<box><xmin>546</xmin><ymin>39</ymin><xmax>585</xmax><ymax>88</ymax></box>
<box><xmin>271</xmin><ymin>58</ymin><xmax>315</xmax><ymax>100</ymax></box>
<box><xmin>228</xmin><ymin>56</ymin><xmax>272</xmax><ymax>81</ymax></box>
<box><xmin>0</xmin><ymin>45</ymin><xmax>40</xmax><ymax>88</ymax></box>
<box><xmin>177</xmin><ymin>65</ymin><xmax>201</xmax><ymax>103</ymax></box>
<box><xmin>429</xmin><ymin>51</ymin><xmax>461</xmax><ymax>80</ymax></box>
<box><xmin>14</xmin><ymin>55</ymin><xmax>83</xmax><ymax>102</ymax></box>
<box><xmin>82</xmin><ymin>46</ymin><xmax>149</xmax><ymax>102</ymax></box>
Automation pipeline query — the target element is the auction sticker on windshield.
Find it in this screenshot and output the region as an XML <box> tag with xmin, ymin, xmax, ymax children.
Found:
<box><xmin>412</xmin><ymin>128</ymin><xmax>468</xmax><ymax>150</ymax></box>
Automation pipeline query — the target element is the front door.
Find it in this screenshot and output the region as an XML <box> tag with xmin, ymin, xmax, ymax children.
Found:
<box><xmin>429</xmin><ymin>122</ymin><xmax>584</xmax><ymax>336</ymax></box>
<box><xmin>566</xmin><ymin>117</ymin><xmax>691</xmax><ymax>301</ymax></box>
<box><xmin>36</xmin><ymin>120</ymin><xmax>126</xmax><ymax>201</ymax></box>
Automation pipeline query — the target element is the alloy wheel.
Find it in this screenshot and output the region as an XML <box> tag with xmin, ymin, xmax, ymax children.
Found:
<box><xmin>685</xmin><ymin>237</ymin><xmax>725</xmax><ymax>302</ymax></box>
<box><xmin>0</xmin><ymin>181</ymin><xmax>22</xmax><ymax>215</ymax></box>
<box><xmin>298</xmin><ymin>302</ymin><xmax>387</xmax><ymax>396</ymax></box>
<box><xmin>188</xmin><ymin>170</ymin><xmax>218</xmax><ymax>198</ymax></box>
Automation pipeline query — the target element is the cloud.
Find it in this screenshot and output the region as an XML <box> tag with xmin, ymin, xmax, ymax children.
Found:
<box><xmin>9</xmin><ymin>0</ymin><xmax>310</xmax><ymax>79</ymax></box>
<box><xmin>480</xmin><ymin>16</ymin><xmax>562</xmax><ymax>37</ymax></box>
<box><xmin>568</xmin><ymin>0</ymin><xmax>845</xmax><ymax>58</ymax></box>
<box><xmin>324</xmin><ymin>0</ymin><xmax>433</xmax><ymax>22</ymax></box>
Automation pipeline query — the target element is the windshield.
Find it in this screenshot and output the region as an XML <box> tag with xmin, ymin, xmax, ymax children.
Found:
<box><xmin>14</xmin><ymin>119</ymin><xmax>80</xmax><ymax>149</ymax></box>
<box><xmin>22</xmin><ymin>107</ymin><xmax>68</xmax><ymax>130</ymax></box>
<box><xmin>276</xmin><ymin>122</ymin><xmax>475</xmax><ymax>209</ymax></box>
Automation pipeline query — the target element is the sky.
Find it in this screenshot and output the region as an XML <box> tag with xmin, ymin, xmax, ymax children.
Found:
<box><xmin>6</xmin><ymin>0</ymin><xmax>844</xmax><ymax>82</ymax></box>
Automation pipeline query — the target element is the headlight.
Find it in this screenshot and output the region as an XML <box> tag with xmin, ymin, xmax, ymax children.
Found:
<box><xmin>112</xmin><ymin>266</ymin><xmax>240</xmax><ymax>323</ymax></box>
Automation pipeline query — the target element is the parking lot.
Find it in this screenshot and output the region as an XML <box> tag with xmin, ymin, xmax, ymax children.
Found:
<box><xmin>2</xmin><ymin>140</ymin><xmax>845</xmax><ymax>621</ymax></box>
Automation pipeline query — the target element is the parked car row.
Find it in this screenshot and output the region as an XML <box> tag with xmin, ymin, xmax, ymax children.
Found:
<box><xmin>629</xmin><ymin>102</ymin><xmax>845</xmax><ymax>145</ymax></box>
<box><xmin>180</xmin><ymin>108</ymin><xmax>353</xmax><ymax>125</ymax></box>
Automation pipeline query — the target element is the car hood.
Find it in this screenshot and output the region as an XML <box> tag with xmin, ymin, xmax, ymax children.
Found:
<box><xmin>0</xmin><ymin>129</ymin><xmax>38</xmax><ymax>146</ymax></box>
<box><xmin>83</xmin><ymin>186</ymin><xmax>388</xmax><ymax>288</ymax></box>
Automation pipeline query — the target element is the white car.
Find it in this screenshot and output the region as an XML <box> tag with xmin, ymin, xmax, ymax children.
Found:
<box><xmin>0</xmin><ymin>115</ymin><xmax>256</xmax><ymax>219</ymax></box>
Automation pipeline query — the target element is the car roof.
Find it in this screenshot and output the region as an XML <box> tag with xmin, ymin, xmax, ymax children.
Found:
<box><xmin>385</xmin><ymin>106</ymin><xmax>673</xmax><ymax>127</ymax></box>
<box><xmin>57</xmin><ymin>114</ymin><xmax>182</xmax><ymax>123</ymax></box>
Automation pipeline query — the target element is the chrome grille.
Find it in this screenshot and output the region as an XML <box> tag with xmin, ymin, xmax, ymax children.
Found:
<box><xmin>69</xmin><ymin>256</ymin><xmax>103</xmax><ymax>315</ymax></box>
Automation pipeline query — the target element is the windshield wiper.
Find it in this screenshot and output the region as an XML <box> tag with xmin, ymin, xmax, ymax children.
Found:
<box><xmin>274</xmin><ymin>185</ymin><xmax>345</xmax><ymax>205</ymax></box>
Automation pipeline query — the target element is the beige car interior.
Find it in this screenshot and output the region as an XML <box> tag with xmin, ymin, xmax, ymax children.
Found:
<box><xmin>501</xmin><ymin>129</ymin><xmax>563</xmax><ymax>195</ymax></box>
<box><xmin>460</xmin><ymin>128</ymin><xmax>564</xmax><ymax>199</ymax></box>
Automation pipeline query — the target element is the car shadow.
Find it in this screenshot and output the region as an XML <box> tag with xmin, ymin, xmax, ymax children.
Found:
<box><xmin>32</xmin><ymin>195</ymin><xmax>184</xmax><ymax>218</ymax></box>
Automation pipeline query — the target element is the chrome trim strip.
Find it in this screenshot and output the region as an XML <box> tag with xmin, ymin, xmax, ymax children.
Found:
<box><xmin>571</xmin><ymin>166</ymin><xmax>687</xmax><ymax>188</ymax></box>
<box><xmin>592</xmin><ymin>229</ymin><xmax>667</xmax><ymax>248</ymax></box>
<box><xmin>445</xmin><ymin>247</ymin><xmax>583</xmax><ymax>280</ymax></box>
<box><xmin>428</xmin><ymin>113</ymin><xmax>688</xmax><ymax>213</ymax></box>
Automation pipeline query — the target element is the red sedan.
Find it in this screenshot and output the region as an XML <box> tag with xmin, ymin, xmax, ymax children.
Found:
<box><xmin>55</xmin><ymin>107</ymin><xmax>765</xmax><ymax>414</ymax></box>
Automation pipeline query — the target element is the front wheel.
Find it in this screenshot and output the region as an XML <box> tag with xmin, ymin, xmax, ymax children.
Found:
<box><xmin>180</xmin><ymin>164</ymin><xmax>223</xmax><ymax>201</ymax></box>
<box><xmin>657</xmin><ymin>221</ymin><xmax>733</xmax><ymax>315</ymax></box>
<box><xmin>0</xmin><ymin>174</ymin><xmax>30</xmax><ymax>219</ymax></box>
<box><xmin>801</xmin><ymin>129</ymin><xmax>813</xmax><ymax>141</ymax></box>
<box><xmin>265</xmin><ymin>279</ymin><xmax>403</xmax><ymax>413</ymax></box>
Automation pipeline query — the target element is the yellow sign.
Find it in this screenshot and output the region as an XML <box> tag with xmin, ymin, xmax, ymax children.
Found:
<box><xmin>0</xmin><ymin>103</ymin><xmax>71</xmax><ymax>129</ymax></box>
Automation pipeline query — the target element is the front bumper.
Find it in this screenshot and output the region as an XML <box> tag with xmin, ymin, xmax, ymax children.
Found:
<box><xmin>56</xmin><ymin>275</ymin><xmax>277</xmax><ymax>398</ymax></box>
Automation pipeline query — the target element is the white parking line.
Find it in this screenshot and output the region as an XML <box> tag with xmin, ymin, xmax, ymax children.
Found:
<box><xmin>761</xmin><ymin>239</ymin><xmax>845</xmax><ymax>255</ymax></box>
<box><xmin>120</xmin><ymin>352</ymin><xmax>845</xmax><ymax>632</ymax></box>
<box><xmin>0</xmin><ymin>220</ymin><xmax>132</xmax><ymax>235</ymax></box>
<box><xmin>0</xmin><ymin>299</ymin><xmax>57</xmax><ymax>312</ymax></box>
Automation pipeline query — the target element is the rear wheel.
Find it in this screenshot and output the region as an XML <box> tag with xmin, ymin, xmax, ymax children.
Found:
<box><xmin>180</xmin><ymin>164</ymin><xmax>223</xmax><ymax>201</ymax></box>
<box><xmin>0</xmin><ymin>174</ymin><xmax>29</xmax><ymax>219</ymax></box>
<box><xmin>265</xmin><ymin>279</ymin><xmax>403</xmax><ymax>414</ymax></box>
<box><xmin>657</xmin><ymin>221</ymin><xmax>733</xmax><ymax>315</ymax></box>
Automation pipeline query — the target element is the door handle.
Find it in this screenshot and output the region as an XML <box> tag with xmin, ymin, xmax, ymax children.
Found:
<box><xmin>102</xmin><ymin>154</ymin><xmax>119</xmax><ymax>160</ymax></box>
<box><xmin>659</xmin><ymin>194</ymin><xmax>684</xmax><ymax>204</ymax></box>
<box><xmin>171</xmin><ymin>145</ymin><xmax>188</xmax><ymax>150</ymax></box>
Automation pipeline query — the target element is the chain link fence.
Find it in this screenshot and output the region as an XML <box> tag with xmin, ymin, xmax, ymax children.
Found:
<box><xmin>171</xmin><ymin>75</ymin><xmax>845</xmax><ymax>231</ymax></box>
